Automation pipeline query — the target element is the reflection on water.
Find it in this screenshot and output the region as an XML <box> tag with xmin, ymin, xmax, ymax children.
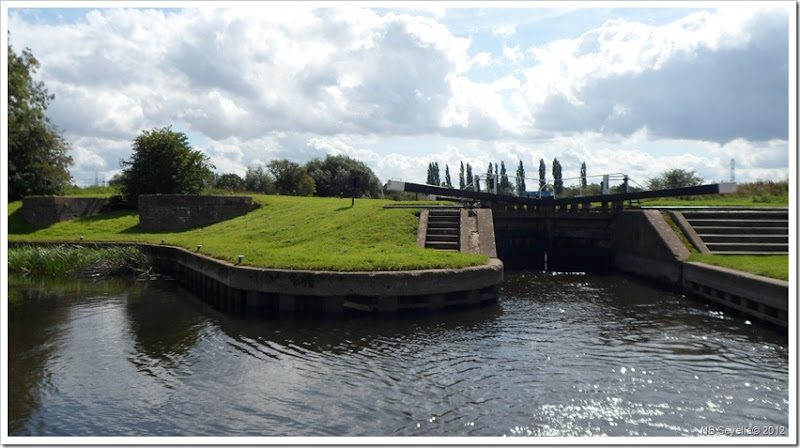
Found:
<box><xmin>7</xmin><ymin>272</ymin><xmax>789</xmax><ymax>437</ymax></box>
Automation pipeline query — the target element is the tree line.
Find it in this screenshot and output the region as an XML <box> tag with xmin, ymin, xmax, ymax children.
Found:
<box><xmin>108</xmin><ymin>126</ymin><xmax>383</xmax><ymax>205</ymax></box>
<box><xmin>426</xmin><ymin>159</ymin><xmax>710</xmax><ymax>198</ymax></box>
<box><xmin>426</xmin><ymin>158</ymin><xmax>590</xmax><ymax>196</ymax></box>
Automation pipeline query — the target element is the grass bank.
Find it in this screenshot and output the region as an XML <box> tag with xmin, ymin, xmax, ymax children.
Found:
<box><xmin>8</xmin><ymin>244</ymin><xmax>152</xmax><ymax>278</ymax></box>
<box><xmin>687</xmin><ymin>254</ymin><xmax>789</xmax><ymax>281</ymax></box>
<box><xmin>8</xmin><ymin>195</ymin><xmax>488</xmax><ymax>271</ymax></box>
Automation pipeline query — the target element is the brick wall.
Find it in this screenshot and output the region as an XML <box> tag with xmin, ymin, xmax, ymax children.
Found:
<box><xmin>21</xmin><ymin>196</ymin><xmax>112</xmax><ymax>227</ymax></box>
<box><xmin>138</xmin><ymin>195</ymin><xmax>254</xmax><ymax>230</ymax></box>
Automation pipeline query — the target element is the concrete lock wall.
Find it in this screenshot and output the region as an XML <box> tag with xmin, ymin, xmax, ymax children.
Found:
<box><xmin>614</xmin><ymin>209</ymin><xmax>690</xmax><ymax>287</ymax></box>
<box><xmin>613</xmin><ymin>209</ymin><xmax>788</xmax><ymax>328</ymax></box>
<box><xmin>138</xmin><ymin>195</ymin><xmax>254</xmax><ymax>231</ymax></box>
<box><xmin>21</xmin><ymin>196</ymin><xmax>112</xmax><ymax>227</ymax></box>
<box><xmin>142</xmin><ymin>244</ymin><xmax>504</xmax><ymax>314</ymax></box>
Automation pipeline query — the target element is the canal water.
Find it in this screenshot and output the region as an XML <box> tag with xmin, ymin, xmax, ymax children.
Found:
<box><xmin>7</xmin><ymin>271</ymin><xmax>789</xmax><ymax>438</ymax></box>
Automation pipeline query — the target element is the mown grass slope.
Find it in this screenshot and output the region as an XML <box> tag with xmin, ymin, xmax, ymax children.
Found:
<box><xmin>8</xmin><ymin>195</ymin><xmax>488</xmax><ymax>271</ymax></box>
<box><xmin>688</xmin><ymin>254</ymin><xmax>789</xmax><ymax>281</ymax></box>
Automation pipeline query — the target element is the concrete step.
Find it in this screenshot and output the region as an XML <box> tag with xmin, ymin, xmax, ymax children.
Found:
<box><xmin>428</xmin><ymin>208</ymin><xmax>461</xmax><ymax>215</ymax></box>
<box><xmin>425</xmin><ymin>241</ymin><xmax>460</xmax><ymax>250</ymax></box>
<box><xmin>682</xmin><ymin>211</ymin><xmax>788</xmax><ymax>220</ymax></box>
<box><xmin>692</xmin><ymin>226</ymin><xmax>788</xmax><ymax>235</ymax></box>
<box><xmin>705</xmin><ymin>242</ymin><xmax>788</xmax><ymax>253</ymax></box>
<box><xmin>427</xmin><ymin>227</ymin><xmax>459</xmax><ymax>236</ymax></box>
<box><xmin>700</xmin><ymin>234</ymin><xmax>788</xmax><ymax>244</ymax></box>
<box><xmin>687</xmin><ymin>219</ymin><xmax>788</xmax><ymax>228</ymax></box>
<box><xmin>426</xmin><ymin>234</ymin><xmax>459</xmax><ymax>243</ymax></box>
<box><xmin>425</xmin><ymin>208</ymin><xmax>461</xmax><ymax>251</ymax></box>
<box><xmin>427</xmin><ymin>221</ymin><xmax>459</xmax><ymax>230</ymax></box>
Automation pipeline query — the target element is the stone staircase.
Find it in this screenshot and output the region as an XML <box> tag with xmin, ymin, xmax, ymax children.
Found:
<box><xmin>681</xmin><ymin>209</ymin><xmax>789</xmax><ymax>255</ymax></box>
<box><xmin>425</xmin><ymin>208</ymin><xmax>461</xmax><ymax>251</ymax></box>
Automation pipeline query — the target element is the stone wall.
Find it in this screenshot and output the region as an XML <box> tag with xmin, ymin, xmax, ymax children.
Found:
<box><xmin>138</xmin><ymin>194</ymin><xmax>254</xmax><ymax>230</ymax></box>
<box><xmin>21</xmin><ymin>196</ymin><xmax>112</xmax><ymax>227</ymax></box>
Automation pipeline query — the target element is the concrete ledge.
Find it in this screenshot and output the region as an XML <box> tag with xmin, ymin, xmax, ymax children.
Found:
<box><xmin>683</xmin><ymin>261</ymin><xmax>788</xmax><ymax>327</ymax></box>
<box><xmin>416</xmin><ymin>209</ymin><xmax>429</xmax><ymax>248</ymax></box>
<box><xmin>476</xmin><ymin>209</ymin><xmax>498</xmax><ymax>259</ymax></box>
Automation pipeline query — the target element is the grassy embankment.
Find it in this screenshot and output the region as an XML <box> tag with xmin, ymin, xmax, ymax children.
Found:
<box><xmin>8</xmin><ymin>195</ymin><xmax>487</xmax><ymax>272</ymax></box>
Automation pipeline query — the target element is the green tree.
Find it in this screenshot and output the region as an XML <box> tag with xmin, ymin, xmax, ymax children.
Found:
<box><xmin>459</xmin><ymin>162</ymin><xmax>465</xmax><ymax>190</ymax></box>
<box><xmin>538</xmin><ymin>159</ymin><xmax>546</xmax><ymax>189</ymax></box>
<box><xmin>305</xmin><ymin>154</ymin><xmax>382</xmax><ymax>198</ymax></box>
<box><xmin>244</xmin><ymin>166</ymin><xmax>275</xmax><ymax>194</ymax></box>
<box><xmin>487</xmin><ymin>162</ymin><xmax>494</xmax><ymax>192</ymax></box>
<box><xmin>552</xmin><ymin>158</ymin><xmax>563</xmax><ymax>194</ymax></box>
<box><xmin>580</xmin><ymin>162</ymin><xmax>587</xmax><ymax>190</ymax></box>
<box><xmin>268</xmin><ymin>159</ymin><xmax>315</xmax><ymax>196</ymax></box>
<box><xmin>426</xmin><ymin>162</ymin><xmax>441</xmax><ymax>186</ymax></box>
<box><xmin>117</xmin><ymin>126</ymin><xmax>214</xmax><ymax>203</ymax></box>
<box><xmin>214</xmin><ymin>173</ymin><xmax>246</xmax><ymax>191</ymax></box>
<box><xmin>515</xmin><ymin>160</ymin><xmax>526</xmax><ymax>195</ymax></box>
<box><xmin>466</xmin><ymin>163</ymin><xmax>474</xmax><ymax>190</ymax></box>
<box><xmin>444</xmin><ymin>164</ymin><xmax>453</xmax><ymax>188</ymax></box>
<box><xmin>647</xmin><ymin>168</ymin><xmax>704</xmax><ymax>190</ymax></box>
<box><xmin>8</xmin><ymin>39</ymin><xmax>73</xmax><ymax>200</ymax></box>
<box><xmin>498</xmin><ymin>161</ymin><xmax>512</xmax><ymax>195</ymax></box>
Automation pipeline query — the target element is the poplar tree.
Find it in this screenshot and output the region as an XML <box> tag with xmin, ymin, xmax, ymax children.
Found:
<box><xmin>580</xmin><ymin>162</ymin><xmax>587</xmax><ymax>190</ymax></box>
<box><xmin>459</xmin><ymin>161</ymin><xmax>466</xmax><ymax>189</ymax></box>
<box><xmin>444</xmin><ymin>164</ymin><xmax>453</xmax><ymax>188</ymax></box>
<box><xmin>426</xmin><ymin>162</ymin><xmax>441</xmax><ymax>185</ymax></box>
<box><xmin>538</xmin><ymin>159</ymin><xmax>546</xmax><ymax>189</ymax></box>
<box><xmin>466</xmin><ymin>163</ymin><xmax>474</xmax><ymax>190</ymax></box>
<box><xmin>552</xmin><ymin>158</ymin><xmax>563</xmax><ymax>194</ymax></box>
<box><xmin>499</xmin><ymin>161</ymin><xmax>512</xmax><ymax>195</ymax></box>
<box><xmin>516</xmin><ymin>160</ymin><xmax>526</xmax><ymax>195</ymax></box>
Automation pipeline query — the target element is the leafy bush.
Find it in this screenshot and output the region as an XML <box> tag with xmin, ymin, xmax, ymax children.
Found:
<box><xmin>115</xmin><ymin>126</ymin><xmax>214</xmax><ymax>203</ymax></box>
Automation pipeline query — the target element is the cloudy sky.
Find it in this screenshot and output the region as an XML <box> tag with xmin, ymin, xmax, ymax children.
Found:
<box><xmin>3</xmin><ymin>1</ymin><xmax>795</xmax><ymax>190</ymax></box>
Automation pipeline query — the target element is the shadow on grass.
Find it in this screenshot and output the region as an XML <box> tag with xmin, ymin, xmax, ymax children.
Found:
<box><xmin>73</xmin><ymin>209</ymin><xmax>138</xmax><ymax>223</ymax></box>
<box><xmin>8</xmin><ymin>209</ymin><xmax>41</xmax><ymax>234</ymax></box>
